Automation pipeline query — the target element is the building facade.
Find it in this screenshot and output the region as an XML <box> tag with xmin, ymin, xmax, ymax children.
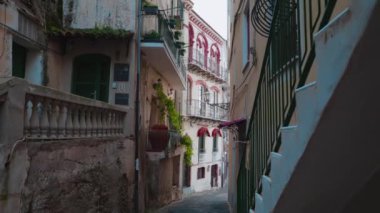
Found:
<box><xmin>181</xmin><ymin>0</ymin><xmax>230</xmax><ymax>195</ymax></box>
<box><xmin>0</xmin><ymin>0</ymin><xmax>138</xmax><ymax>212</ymax></box>
<box><xmin>228</xmin><ymin>0</ymin><xmax>380</xmax><ymax>213</ymax></box>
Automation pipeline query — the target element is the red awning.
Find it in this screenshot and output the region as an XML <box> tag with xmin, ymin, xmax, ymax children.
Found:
<box><xmin>197</xmin><ymin>127</ymin><xmax>210</xmax><ymax>137</ymax></box>
<box><xmin>218</xmin><ymin>118</ymin><xmax>246</xmax><ymax>128</ymax></box>
<box><xmin>212</xmin><ymin>128</ymin><xmax>222</xmax><ymax>137</ymax></box>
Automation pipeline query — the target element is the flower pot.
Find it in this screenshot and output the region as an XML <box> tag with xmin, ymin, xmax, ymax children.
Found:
<box><xmin>149</xmin><ymin>124</ymin><xmax>169</xmax><ymax>152</ymax></box>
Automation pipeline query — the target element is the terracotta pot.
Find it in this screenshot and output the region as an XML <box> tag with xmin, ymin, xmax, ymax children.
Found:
<box><xmin>149</xmin><ymin>124</ymin><xmax>169</xmax><ymax>152</ymax></box>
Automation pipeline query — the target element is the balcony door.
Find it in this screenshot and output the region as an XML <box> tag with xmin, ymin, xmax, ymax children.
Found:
<box><xmin>72</xmin><ymin>54</ymin><xmax>110</xmax><ymax>102</ymax></box>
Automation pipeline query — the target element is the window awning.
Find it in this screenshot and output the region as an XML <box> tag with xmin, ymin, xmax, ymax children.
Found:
<box><xmin>197</xmin><ymin>127</ymin><xmax>210</xmax><ymax>137</ymax></box>
<box><xmin>212</xmin><ymin>128</ymin><xmax>222</xmax><ymax>137</ymax></box>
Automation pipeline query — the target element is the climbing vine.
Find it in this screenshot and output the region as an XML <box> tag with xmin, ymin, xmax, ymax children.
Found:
<box><xmin>153</xmin><ymin>82</ymin><xmax>193</xmax><ymax>165</ymax></box>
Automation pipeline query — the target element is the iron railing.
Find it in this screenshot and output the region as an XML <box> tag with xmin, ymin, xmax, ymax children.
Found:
<box><xmin>237</xmin><ymin>0</ymin><xmax>337</xmax><ymax>212</ymax></box>
<box><xmin>186</xmin><ymin>99</ymin><xmax>228</xmax><ymax>121</ymax></box>
<box><xmin>189</xmin><ymin>48</ymin><xmax>228</xmax><ymax>82</ymax></box>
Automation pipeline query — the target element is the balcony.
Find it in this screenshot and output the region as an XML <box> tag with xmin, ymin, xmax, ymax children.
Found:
<box><xmin>188</xmin><ymin>48</ymin><xmax>228</xmax><ymax>83</ymax></box>
<box><xmin>141</xmin><ymin>11</ymin><xmax>186</xmax><ymax>90</ymax></box>
<box><xmin>186</xmin><ymin>99</ymin><xmax>228</xmax><ymax>121</ymax></box>
<box><xmin>0</xmin><ymin>78</ymin><xmax>127</xmax><ymax>142</ymax></box>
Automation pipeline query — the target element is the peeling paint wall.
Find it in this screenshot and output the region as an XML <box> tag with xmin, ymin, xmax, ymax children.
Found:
<box><xmin>63</xmin><ymin>0</ymin><xmax>136</xmax><ymax>31</ymax></box>
<box><xmin>0</xmin><ymin>138</ymin><xmax>136</xmax><ymax>213</ymax></box>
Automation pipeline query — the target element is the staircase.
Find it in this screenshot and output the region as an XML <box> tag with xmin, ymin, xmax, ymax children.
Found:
<box><xmin>253</xmin><ymin>1</ymin><xmax>379</xmax><ymax>212</ymax></box>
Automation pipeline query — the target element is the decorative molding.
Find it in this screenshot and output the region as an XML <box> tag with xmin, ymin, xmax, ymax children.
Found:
<box><xmin>210</xmin><ymin>86</ymin><xmax>220</xmax><ymax>93</ymax></box>
<box><xmin>195</xmin><ymin>79</ymin><xmax>208</xmax><ymax>89</ymax></box>
<box><xmin>189</xmin><ymin>11</ymin><xmax>224</xmax><ymax>45</ymax></box>
<box><xmin>183</xmin><ymin>0</ymin><xmax>194</xmax><ymax>11</ymax></box>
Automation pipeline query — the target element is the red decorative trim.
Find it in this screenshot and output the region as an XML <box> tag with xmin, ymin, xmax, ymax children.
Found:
<box><xmin>195</xmin><ymin>80</ymin><xmax>208</xmax><ymax>89</ymax></box>
<box><xmin>210</xmin><ymin>43</ymin><xmax>221</xmax><ymax>62</ymax></box>
<box><xmin>210</xmin><ymin>86</ymin><xmax>220</xmax><ymax>93</ymax></box>
<box><xmin>189</xmin><ymin>24</ymin><xmax>195</xmax><ymax>61</ymax></box>
<box><xmin>189</xmin><ymin>12</ymin><xmax>225</xmax><ymax>45</ymax></box>
<box><xmin>187</xmin><ymin>74</ymin><xmax>193</xmax><ymax>84</ymax></box>
<box><xmin>197</xmin><ymin>127</ymin><xmax>211</xmax><ymax>137</ymax></box>
<box><xmin>212</xmin><ymin>128</ymin><xmax>222</xmax><ymax>137</ymax></box>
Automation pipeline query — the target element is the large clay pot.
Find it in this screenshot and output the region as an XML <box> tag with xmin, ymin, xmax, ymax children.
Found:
<box><xmin>149</xmin><ymin>124</ymin><xmax>169</xmax><ymax>152</ymax></box>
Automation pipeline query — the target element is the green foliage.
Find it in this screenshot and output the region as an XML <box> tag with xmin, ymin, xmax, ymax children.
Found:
<box><xmin>153</xmin><ymin>82</ymin><xmax>182</xmax><ymax>133</ymax></box>
<box><xmin>143</xmin><ymin>0</ymin><xmax>158</xmax><ymax>8</ymax></box>
<box><xmin>47</xmin><ymin>26</ymin><xmax>132</xmax><ymax>39</ymax></box>
<box><xmin>143</xmin><ymin>30</ymin><xmax>161</xmax><ymax>40</ymax></box>
<box><xmin>174</xmin><ymin>31</ymin><xmax>182</xmax><ymax>40</ymax></box>
<box><xmin>181</xmin><ymin>134</ymin><xmax>193</xmax><ymax>166</ymax></box>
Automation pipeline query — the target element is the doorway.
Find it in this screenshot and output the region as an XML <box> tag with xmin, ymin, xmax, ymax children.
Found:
<box><xmin>211</xmin><ymin>164</ymin><xmax>218</xmax><ymax>187</ymax></box>
<box><xmin>71</xmin><ymin>54</ymin><xmax>111</xmax><ymax>102</ymax></box>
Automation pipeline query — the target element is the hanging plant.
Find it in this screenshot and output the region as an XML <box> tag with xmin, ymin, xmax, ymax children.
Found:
<box><xmin>181</xmin><ymin>134</ymin><xmax>193</xmax><ymax>166</ymax></box>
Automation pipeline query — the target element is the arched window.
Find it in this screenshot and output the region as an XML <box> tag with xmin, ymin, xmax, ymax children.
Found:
<box><xmin>210</xmin><ymin>44</ymin><xmax>221</xmax><ymax>76</ymax></box>
<box><xmin>196</xmin><ymin>33</ymin><xmax>208</xmax><ymax>67</ymax></box>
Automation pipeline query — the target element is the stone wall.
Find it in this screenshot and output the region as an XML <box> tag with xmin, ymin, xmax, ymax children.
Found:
<box><xmin>0</xmin><ymin>138</ymin><xmax>135</xmax><ymax>213</ymax></box>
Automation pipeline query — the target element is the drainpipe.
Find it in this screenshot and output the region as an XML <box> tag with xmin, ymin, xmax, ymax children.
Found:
<box><xmin>134</xmin><ymin>0</ymin><xmax>142</xmax><ymax>212</ymax></box>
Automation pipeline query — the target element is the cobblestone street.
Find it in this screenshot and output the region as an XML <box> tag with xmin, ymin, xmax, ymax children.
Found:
<box><xmin>157</xmin><ymin>188</ymin><xmax>230</xmax><ymax>213</ymax></box>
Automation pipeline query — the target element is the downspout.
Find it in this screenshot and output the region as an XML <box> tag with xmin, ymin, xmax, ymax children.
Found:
<box><xmin>134</xmin><ymin>0</ymin><xmax>142</xmax><ymax>212</ymax></box>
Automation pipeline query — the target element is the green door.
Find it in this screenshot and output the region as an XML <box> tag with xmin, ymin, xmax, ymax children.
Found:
<box><xmin>12</xmin><ymin>42</ymin><xmax>27</xmax><ymax>78</ymax></box>
<box><xmin>72</xmin><ymin>54</ymin><xmax>110</xmax><ymax>102</ymax></box>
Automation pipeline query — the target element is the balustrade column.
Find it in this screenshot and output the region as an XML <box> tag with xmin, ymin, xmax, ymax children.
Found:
<box><xmin>40</xmin><ymin>98</ymin><xmax>50</xmax><ymax>138</ymax></box>
<box><xmin>24</xmin><ymin>95</ymin><xmax>32</xmax><ymax>137</ymax></box>
<box><xmin>72</xmin><ymin>106</ymin><xmax>80</xmax><ymax>137</ymax></box>
<box><xmin>66</xmin><ymin>105</ymin><xmax>73</xmax><ymax>137</ymax></box>
<box><xmin>58</xmin><ymin>103</ymin><xmax>67</xmax><ymax>138</ymax></box>
<box><xmin>79</xmin><ymin>107</ymin><xmax>87</xmax><ymax>137</ymax></box>
<box><xmin>86</xmin><ymin>108</ymin><xmax>93</xmax><ymax>137</ymax></box>
<box><xmin>49</xmin><ymin>101</ymin><xmax>59</xmax><ymax>138</ymax></box>
<box><xmin>30</xmin><ymin>97</ymin><xmax>41</xmax><ymax>138</ymax></box>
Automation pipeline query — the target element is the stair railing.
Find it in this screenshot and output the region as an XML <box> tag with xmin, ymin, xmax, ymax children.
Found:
<box><xmin>237</xmin><ymin>0</ymin><xmax>337</xmax><ymax>212</ymax></box>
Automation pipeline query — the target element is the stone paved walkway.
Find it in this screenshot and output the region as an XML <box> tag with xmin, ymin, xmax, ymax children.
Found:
<box><xmin>156</xmin><ymin>187</ymin><xmax>230</xmax><ymax>213</ymax></box>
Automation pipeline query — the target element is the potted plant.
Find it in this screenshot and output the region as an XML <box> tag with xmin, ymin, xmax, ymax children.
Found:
<box><xmin>143</xmin><ymin>30</ymin><xmax>161</xmax><ymax>41</ymax></box>
<box><xmin>179</xmin><ymin>49</ymin><xmax>186</xmax><ymax>56</ymax></box>
<box><xmin>174</xmin><ymin>30</ymin><xmax>182</xmax><ymax>40</ymax></box>
<box><xmin>143</xmin><ymin>1</ymin><xmax>159</xmax><ymax>15</ymax></box>
<box><xmin>175</xmin><ymin>41</ymin><xmax>185</xmax><ymax>49</ymax></box>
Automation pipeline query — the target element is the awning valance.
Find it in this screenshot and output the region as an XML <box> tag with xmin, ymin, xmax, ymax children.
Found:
<box><xmin>212</xmin><ymin>128</ymin><xmax>222</xmax><ymax>137</ymax></box>
<box><xmin>197</xmin><ymin>127</ymin><xmax>210</xmax><ymax>137</ymax></box>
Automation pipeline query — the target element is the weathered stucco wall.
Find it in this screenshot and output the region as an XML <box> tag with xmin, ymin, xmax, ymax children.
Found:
<box><xmin>63</xmin><ymin>0</ymin><xmax>136</xmax><ymax>30</ymax></box>
<box><xmin>0</xmin><ymin>138</ymin><xmax>135</xmax><ymax>213</ymax></box>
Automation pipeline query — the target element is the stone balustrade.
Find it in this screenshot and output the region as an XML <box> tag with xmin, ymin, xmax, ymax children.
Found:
<box><xmin>23</xmin><ymin>84</ymin><xmax>126</xmax><ymax>140</ymax></box>
<box><xmin>0</xmin><ymin>78</ymin><xmax>127</xmax><ymax>142</ymax></box>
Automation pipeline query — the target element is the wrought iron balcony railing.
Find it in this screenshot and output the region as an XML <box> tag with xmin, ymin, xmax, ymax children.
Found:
<box><xmin>188</xmin><ymin>48</ymin><xmax>228</xmax><ymax>82</ymax></box>
<box><xmin>186</xmin><ymin>99</ymin><xmax>228</xmax><ymax>121</ymax></box>
<box><xmin>237</xmin><ymin>0</ymin><xmax>337</xmax><ymax>212</ymax></box>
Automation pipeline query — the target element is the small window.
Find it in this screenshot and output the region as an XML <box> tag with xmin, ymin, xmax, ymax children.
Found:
<box><xmin>213</xmin><ymin>137</ymin><xmax>218</xmax><ymax>152</ymax></box>
<box><xmin>197</xmin><ymin>167</ymin><xmax>205</xmax><ymax>179</ymax></box>
<box><xmin>199</xmin><ymin>136</ymin><xmax>205</xmax><ymax>153</ymax></box>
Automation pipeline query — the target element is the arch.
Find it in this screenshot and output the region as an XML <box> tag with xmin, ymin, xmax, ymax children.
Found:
<box><xmin>196</xmin><ymin>33</ymin><xmax>209</xmax><ymax>67</ymax></box>
<box><xmin>212</xmin><ymin>128</ymin><xmax>222</xmax><ymax>137</ymax></box>
<box><xmin>210</xmin><ymin>43</ymin><xmax>221</xmax><ymax>62</ymax></box>
<box><xmin>195</xmin><ymin>79</ymin><xmax>208</xmax><ymax>89</ymax></box>
<box><xmin>210</xmin><ymin>86</ymin><xmax>220</xmax><ymax>93</ymax></box>
<box><xmin>197</xmin><ymin>127</ymin><xmax>210</xmax><ymax>137</ymax></box>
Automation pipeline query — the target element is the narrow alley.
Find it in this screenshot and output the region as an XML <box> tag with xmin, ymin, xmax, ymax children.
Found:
<box><xmin>157</xmin><ymin>188</ymin><xmax>229</xmax><ymax>213</ymax></box>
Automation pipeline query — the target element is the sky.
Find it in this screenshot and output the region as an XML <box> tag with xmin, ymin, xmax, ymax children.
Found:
<box><xmin>192</xmin><ymin>0</ymin><xmax>228</xmax><ymax>39</ymax></box>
